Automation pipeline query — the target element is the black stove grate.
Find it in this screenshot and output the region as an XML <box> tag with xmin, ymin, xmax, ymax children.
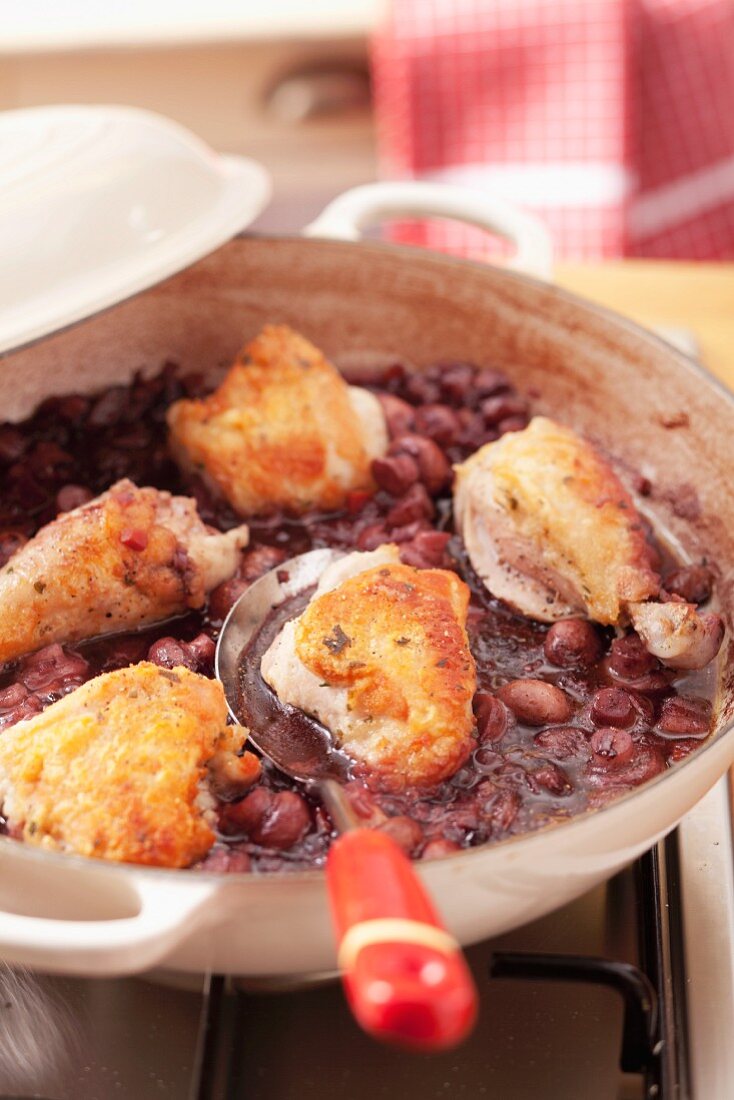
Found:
<box><xmin>489</xmin><ymin>836</ymin><xmax>689</xmax><ymax>1099</ymax></box>
<box><xmin>489</xmin><ymin>952</ymin><xmax>658</xmax><ymax>1077</ymax></box>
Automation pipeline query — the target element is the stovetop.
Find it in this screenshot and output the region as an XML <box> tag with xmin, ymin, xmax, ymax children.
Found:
<box><xmin>2</xmin><ymin>777</ymin><xmax>732</xmax><ymax>1100</ymax></box>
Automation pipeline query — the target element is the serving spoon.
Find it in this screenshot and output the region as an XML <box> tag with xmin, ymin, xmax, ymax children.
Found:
<box><xmin>215</xmin><ymin>547</ymin><xmax>477</xmax><ymax>1051</ymax></box>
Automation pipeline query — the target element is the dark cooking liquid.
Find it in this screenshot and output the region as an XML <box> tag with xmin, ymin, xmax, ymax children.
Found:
<box><xmin>235</xmin><ymin>588</ymin><xmax>353</xmax><ymax>784</ymax></box>
<box><xmin>0</xmin><ymin>360</ymin><xmax>717</xmax><ymax>871</ymax></box>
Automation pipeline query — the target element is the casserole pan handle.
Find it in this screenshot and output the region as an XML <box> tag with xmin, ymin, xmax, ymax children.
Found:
<box><xmin>0</xmin><ymin>876</ymin><xmax>215</xmax><ymax>975</ymax></box>
<box><xmin>304</xmin><ymin>181</ymin><xmax>553</xmax><ymax>280</ymax></box>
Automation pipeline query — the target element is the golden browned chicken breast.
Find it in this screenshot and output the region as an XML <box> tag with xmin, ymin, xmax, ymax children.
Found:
<box><xmin>454</xmin><ymin>417</ymin><xmax>723</xmax><ymax>670</ymax></box>
<box><xmin>455</xmin><ymin>417</ymin><xmax>659</xmax><ymax>624</ymax></box>
<box><xmin>0</xmin><ymin>663</ymin><xmax>239</xmax><ymax>867</ymax></box>
<box><xmin>166</xmin><ymin>325</ymin><xmax>388</xmax><ymax>516</ymax></box>
<box><xmin>262</xmin><ymin>546</ymin><xmax>477</xmax><ymax>789</ymax></box>
<box><xmin>0</xmin><ymin>479</ymin><xmax>248</xmax><ymax>664</ymax></box>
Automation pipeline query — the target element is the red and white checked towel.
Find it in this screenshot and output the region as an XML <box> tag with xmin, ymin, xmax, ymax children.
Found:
<box><xmin>372</xmin><ymin>0</ymin><xmax>734</xmax><ymax>260</ymax></box>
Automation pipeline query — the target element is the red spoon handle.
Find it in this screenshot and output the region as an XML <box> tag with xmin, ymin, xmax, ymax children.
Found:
<box><xmin>326</xmin><ymin>828</ymin><xmax>478</xmax><ymax>1051</ymax></box>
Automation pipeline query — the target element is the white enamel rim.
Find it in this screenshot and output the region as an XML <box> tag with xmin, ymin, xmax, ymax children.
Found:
<box><xmin>0</xmin><ymin>180</ymin><xmax>730</xmax><ymax>976</ymax></box>
<box><xmin>0</xmin><ymin>104</ymin><xmax>271</xmax><ymax>356</ymax></box>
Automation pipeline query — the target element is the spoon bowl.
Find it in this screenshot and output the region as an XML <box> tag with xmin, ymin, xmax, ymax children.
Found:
<box><xmin>216</xmin><ymin>547</ymin><xmax>351</xmax><ymax>785</ymax></box>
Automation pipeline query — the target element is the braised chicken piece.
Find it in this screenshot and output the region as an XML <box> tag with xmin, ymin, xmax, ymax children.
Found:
<box><xmin>0</xmin><ymin>479</ymin><xmax>248</xmax><ymax>663</ymax></box>
<box><xmin>628</xmin><ymin>600</ymin><xmax>724</xmax><ymax>672</ymax></box>
<box><xmin>454</xmin><ymin>417</ymin><xmax>723</xmax><ymax>670</ymax></box>
<box><xmin>167</xmin><ymin>324</ymin><xmax>388</xmax><ymax>516</ymax></box>
<box><xmin>262</xmin><ymin>546</ymin><xmax>477</xmax><ymax>789</ymax></box>
<box><xmin>0</xmin><ymin>663</ymin><xmax>240</xmax><ymax>867</ymax></box>
<box><xmin>454</xmin><ymin>417</ymin><xmax>660</xmax><ymax>623</ymax></box>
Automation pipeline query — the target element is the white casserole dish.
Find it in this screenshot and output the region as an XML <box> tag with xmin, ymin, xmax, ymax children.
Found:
<box><xmin>0</xmin><ymin>140</ymin><xmax>731</xmax><ymax>978</ymax></box>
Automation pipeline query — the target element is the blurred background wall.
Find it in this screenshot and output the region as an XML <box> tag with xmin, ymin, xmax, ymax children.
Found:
<box><xmin>0</xmin><ymin>2</ymin><xmax>381</xmax><ymax>233</ymax></box>
<box><xmin>2</xmin><ymin>0</ymin><xmax>733</xmax><ymax>258</ymax></box>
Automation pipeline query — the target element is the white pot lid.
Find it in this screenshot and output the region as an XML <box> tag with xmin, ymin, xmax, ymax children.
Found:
<box><xmin>0</xmin><ymin>104</ymin><xmax>271</xmax><ymax>355</ymax></box>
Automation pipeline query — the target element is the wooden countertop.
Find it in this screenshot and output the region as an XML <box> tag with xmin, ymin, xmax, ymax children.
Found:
<box><xmin>556</xmin><ymin>261</ymin><xmax>734</xmax><ymax>391</ymax></box>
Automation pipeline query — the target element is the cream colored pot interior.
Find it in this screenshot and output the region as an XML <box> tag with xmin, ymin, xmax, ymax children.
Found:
<box><xmin>0</xmin><ymin>235</ymin><xmax>733</xmax><ymax>977</ymax></box>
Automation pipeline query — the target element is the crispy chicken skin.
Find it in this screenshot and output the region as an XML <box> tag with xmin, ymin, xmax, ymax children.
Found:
<box><xmin>262</xmin><ymin>547</ymin><xmax>477</xmax><ymax>789</ymax></box>
<box><xmin>0</xmin><ymin>479</ymin><xmax>248</xmax><ymax>663</ymax></box>
<box><xmin>166</xmin><ymin>324</ymin><xmax>388</xmax><ymax>516</ymax></box>
<box><xmin>455</xmin><ymin>417</ymin><xmax>723</xmax><ymax>670</ymax></box>
<box><xmin>0</xmin><ymin>663</ymin><xmax>238</xmax><ymax>867</ymax></box>
<box><xmin>454</xmin><ymin>417</ymin><xmax>659</xmax><ymax>625</ymax></box>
